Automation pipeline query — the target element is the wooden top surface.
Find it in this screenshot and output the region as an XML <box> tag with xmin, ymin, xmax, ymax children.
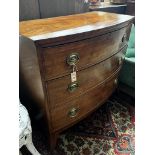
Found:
<box><xmin>19</xmin><ymin>11</ymin><xmax>134</xmax><ymax>41</ymax></box>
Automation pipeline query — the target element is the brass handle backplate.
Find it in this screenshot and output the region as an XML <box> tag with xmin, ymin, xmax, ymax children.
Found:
<box><xmin>68</xmin><ymin>107</ymin><xmax>79</xmax><ymax>118</ymax></box>
<box><xmin>67</xmin><ymin>53</ymin><xmax>80</xmax><ymax>66</ymax></box>
<box><xmin>68</xmin><ymin>82</ymin><xmax>79</xmax><ymax>92</ymax></box>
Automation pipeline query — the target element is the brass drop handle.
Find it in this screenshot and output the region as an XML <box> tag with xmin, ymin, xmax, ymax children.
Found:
<box><xmin>68</xmin><ymin>107</ymin><xmax>79</xmax><ymax>118</ymax></box>
<box><xmin>68</xmin><ymin>82</ymin><xmax>79</xmax><ymax>92</ymax></box>
<box><xmin>67</xmin><ymin>53</ymin><xmax>80</xmax><ymax>66</ymax></box>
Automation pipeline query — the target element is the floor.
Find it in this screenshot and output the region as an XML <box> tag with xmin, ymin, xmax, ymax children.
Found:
<box><xmin>21</xmin><ymin>92</ymin><xmax>135</xmax><ymax>155</ymax></box>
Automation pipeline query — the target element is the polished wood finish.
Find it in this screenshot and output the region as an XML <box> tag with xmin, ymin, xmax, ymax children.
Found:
<box><xmin>51</xmin><ymin>69</ymin><xmax>119</xmax><ymax>131</ymax></box>
<box><xmin>19</xmin><ymin>12</ymin><xmax>133</xmax><ymax>41</ymax></box>
<box><xmin>19</xmin><ymin>11</ymin><xmax>134</xmax><ymax>151</ymax></box>
<box><xmin>47</xmin><ymin>46</ymin><xmax>127</xmax><ymax>108</ymax></box>
<box><xmin>19</xmin><ymin>36</ymin><xmax>45</xmax><ymax>110</ymax></box>
<box><xmin>42</xmin><ymin>27</ymin><xmax>129</xmax><ymax>80</ymax></box>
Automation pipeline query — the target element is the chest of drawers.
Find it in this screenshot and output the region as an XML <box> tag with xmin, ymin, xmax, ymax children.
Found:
<box><xmin>19</xmin><ymin>11</ymin><xmax>134</xmax><ymax>151</ymax></box>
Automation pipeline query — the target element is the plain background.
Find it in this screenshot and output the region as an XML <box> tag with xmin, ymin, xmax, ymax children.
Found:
<box><xmin>0</xmin><ymin>1</ymin><xmax>155</xmax><ymax>155</ymax></box>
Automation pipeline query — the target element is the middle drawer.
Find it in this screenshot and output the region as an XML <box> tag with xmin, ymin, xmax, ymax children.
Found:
<box><xmin>46</xmin><ymin>46</ymin><xmax>127</xmax><ymax>108</ymax></box>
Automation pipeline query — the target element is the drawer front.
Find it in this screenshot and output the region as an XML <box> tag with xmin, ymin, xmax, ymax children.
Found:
<box><xmin>47</xmin><ymin>46</ymin><xmax>126</xmax><ymax>108</ymax></box>
<box><xmin>42</xmin><ymin>25</ymin><xmax>131</xmax><ymax>80</ymax></box>
<box><xmin>50</xmin><ymin>71</ymin><xmax>119</xmax><ymax>132</ymax></box>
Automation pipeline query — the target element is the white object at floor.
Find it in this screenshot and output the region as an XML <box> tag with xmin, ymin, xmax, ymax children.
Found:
<box><xmin>19</xmin><ymin>103</ymin><xmax>41</xmax><ymax>155</ymax></box>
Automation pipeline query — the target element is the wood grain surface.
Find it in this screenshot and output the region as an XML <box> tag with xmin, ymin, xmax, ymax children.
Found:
<box><xmin>50</xmin><ymin>70</ymin><xmax>119</xmax><ymax>132</ymax></box>
<box><xmin>47</xmin><ymin>46</ymin><xmax>127</xmax><ymax>109</ymax></box>
<box><xmin>19</xmin><ymin>11</ymin><xmax>134</xmax><ymax>40</ymax></box>
<box><xmin>41</xmin><ymin>26</ymin><xmax>129</xmax><ymax>80</ymax></box>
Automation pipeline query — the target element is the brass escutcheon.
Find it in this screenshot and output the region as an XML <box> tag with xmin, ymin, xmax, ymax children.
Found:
<box><xmin>67</xmin><ymin>53</ymin><xmax>80</xmax><ymax>66</ymax></box>
<box><xmin>68</xmin><ymin>81</ymin><xmax>79</xmax><ymax>92</ymax></box>
<box><xmin>68</xmin><ymin>107</ymin><xmax>79</xmax><ymax>118</ymax></box>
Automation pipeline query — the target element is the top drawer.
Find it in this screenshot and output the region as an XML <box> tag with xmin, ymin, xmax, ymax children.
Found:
<box><xmin>41</xmin><ymin>25</ymin><xmax>131</xmax><ymax>80</ymax></box>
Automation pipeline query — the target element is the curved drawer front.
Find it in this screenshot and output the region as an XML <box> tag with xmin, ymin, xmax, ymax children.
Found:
<box><xmin>47</xmin><ymin>46</ymin><xmax>127</xmax><ymax>108</ymax></box>
<box><xmin>42</xmin><ymin>24</ymin><xmax>131</xmax><ymax>80</ymax></box>
<box><xmin>50</xmin><ymin>71</ymin><xmax>119</xmax><ymax>132</ymax></box>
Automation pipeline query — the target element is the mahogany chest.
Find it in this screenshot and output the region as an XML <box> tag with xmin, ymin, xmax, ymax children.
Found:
<box><xmin>19</xmin><ymin>11</ymin><xmax>134</xmax><ymax>150</ymax></box>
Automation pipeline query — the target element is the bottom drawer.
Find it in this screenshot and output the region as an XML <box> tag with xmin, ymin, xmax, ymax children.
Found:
<box><xmin>50</xmin><ymin>70</ymin><xmax>119</xmax><ymax>132</ymax></box>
